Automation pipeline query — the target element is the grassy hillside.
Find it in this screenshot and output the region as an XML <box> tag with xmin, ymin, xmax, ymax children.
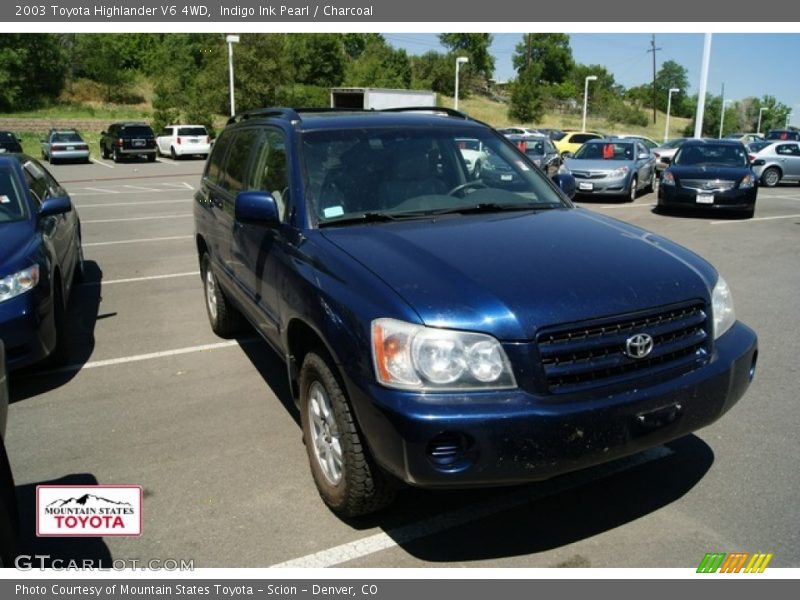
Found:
<box><xmin>449</xmin><ymin>94</ymin><xmax>691</xmax><ymax>141</ymax></box>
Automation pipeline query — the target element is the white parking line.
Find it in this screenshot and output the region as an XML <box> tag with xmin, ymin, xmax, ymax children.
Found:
<box><xmin>157</xmin><ymin>157</ymin><xmax>180</xmax><ymax>165</ymax></box>
<box><xmin>711</xmin><ymin>213</ymin><xmax>800</xmax><ymax>225</ymax></box>
<box><xmin>82</xmin><ymin>214</ymin><xmax>192</xmax><ymax>224</ymax></box>
<box><xmin>80</xmin><ymin>271</ymin><xmax>200</xmax><ymax>287</ymax></box>
<box><xmin>758</xmin><ymin>194</ymin><xmax>800</xmax><ymax>201</ymax></box>
<box><xmin>76</xmin><ymin>199</ymin><xmax>193</xmax><ymax>208</ymax></box>
<box><xmin>122</xmin><ymin>185</ymin><xmax>160</xmax><ymax>192</ymax></box>
<box><xmin>83</xmin><ymin>235</ymin><xmax>193</xmax><ymax>247</ymax></box>
<box><xmin>34</xmin><ymin>340</ymin><xmax>248</xmax><ymax>377</ymax></box>
<box><xmin>83</xmin><ymin>187</ymin><xmax>121</xmax><ymax>194</ymax></box>
<box><xmin>71</xmin><ymin>188</ymin><xmax>193</xmax><ymax>197</ymax></box>
<box><xmin>269</xmin><ymin>445</ymin><xmax>674</xmax><ymax>568</ymax></box>
<box><xmin>90</xmin><ymin>158</ymin><xmax>114</xmax><ymax>169</ymax></box>
<box><xmin>595</xmin><ymin>203</ymin><xmax>655</xmax><ymax>209</ymax></box>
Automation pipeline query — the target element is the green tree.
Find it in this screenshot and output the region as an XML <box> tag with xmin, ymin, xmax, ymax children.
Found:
<box><xmin>654</xmin><ymin>60</ymin><xmax>690</xmax><ymax>116</ymax></box>
<box><xmin>0</xmin><ymin>34</ymin><xmax>67</xmax><ymax>110</ymax></box>
<box><xmin>342</xmin><ymin>33</ymin><xmax>385</xmax><ymax>60</ymax></box>
<box><xmin>286</xmin><ymin>34</ymin><xmax>346</xmax><ymax>88</ymax></box>
<box><xmin>438</xmin><ymin>33</ymin><xmax>494</xmax><ymax>80</ymax></box>
<box><xmin>512</xmin><ymin>34</ymin><xmax>573</xmax><ymax>85</ymax></box>
<box><xmin>411</xmin><ymin>51</ymin><xmax>456</xmax><ymax>95</ymax></box>
<box><xmin>345</xmin><ymin>38</ymin><xmax>411</xmax><ymax>88</ymax></box>
<box><xmin>508</xmin><ymin>65</ymin><xmax>544</xmax><ymax>123</ymax></box>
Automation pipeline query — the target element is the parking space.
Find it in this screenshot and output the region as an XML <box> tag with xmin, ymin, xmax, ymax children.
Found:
<box><xmin>5</xmin><ymin>160</ymin><xmax>800</xmax><ymax>568</ymax></box>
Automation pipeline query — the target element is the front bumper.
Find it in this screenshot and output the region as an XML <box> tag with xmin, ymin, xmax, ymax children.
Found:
<box><xmin>658</xmin><ymin>184</ymin><xmax>756</xmax><ymax>211</ymax></box>
<box><xmin>573</xmin><ymin>175</ymin><xmax>631</xmax><ymax>196</ymax></box>
<box><xmin>348</xmin><ymin>322</ymin><xmax>757</xmax><ymax>487</ymax></box>
<box><xmin>0</xmin><ymin>291</ymin><xmax>55</xmax><ymax>370</ymax></box>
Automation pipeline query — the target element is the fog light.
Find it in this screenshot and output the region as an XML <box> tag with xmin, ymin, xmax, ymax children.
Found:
<box><xmin>426</xmin><ymin>432</ymin><xmax>473</xmax><ymax>468</ymax></box>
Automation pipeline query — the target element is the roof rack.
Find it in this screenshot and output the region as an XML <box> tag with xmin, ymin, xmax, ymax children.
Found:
<box><xmin>379</xmin><ymin>106</ymin><xmax>470</xmax><ymax>119</ymax></box>
<box><xmin>226</xmin><ymin>107</ymin><xmax>302</xmax><ymax>125</ymax></box>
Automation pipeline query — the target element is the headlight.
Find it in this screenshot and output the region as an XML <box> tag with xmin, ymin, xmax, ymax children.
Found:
<box><xmin>661</xmin><ymin>171</ymin><xmax>676</xmax><ymax>186</ymax></box>
<box><xmin>0</xmin><ymin>265</ymin><xmax>40</xmax><ymax>303</ymax></box>
<box><xmin>739</xmin><ymin>173</ymin><xmax>755</xmax><ymax>189</ymax></box>
<box><xmin>609</xmin><ymin>166</ymin><xmax>629</xmax><ymax>178</ymax></box>
<box><xmin>371</xmin><ymin>318</ymin><xmax>516</xmax><ymax>391</ymax></box>
<box><xmin>712</xmin><ymin>276</ymin><xmax>736</xmax><ymax>339</ymax></box>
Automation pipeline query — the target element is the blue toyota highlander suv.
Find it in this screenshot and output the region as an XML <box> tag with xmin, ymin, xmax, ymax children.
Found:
<box><xmin>194</xmin><ymin>107</ymin><xmax>758</xmax><ymax>516</ymax></box>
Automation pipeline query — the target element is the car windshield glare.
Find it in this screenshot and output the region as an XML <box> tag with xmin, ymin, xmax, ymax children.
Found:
<box><xmin>575</xmin><ymin>142</ymin><xmax>634</xmax><ymax>161</ymax></box>
<box><xmin>674</xmin><ymin>144</ymin><xmax>747</xmax><ymax>167</ymax></box>
<box><xmin>303</xmin><ymin>127</ymin><xmax>565</xmax><ymax>225</ymax></box>
<box><xmin>0</xmin><ymin>168</ymin><xmax>26</xmax><ymax>223</ymax></box>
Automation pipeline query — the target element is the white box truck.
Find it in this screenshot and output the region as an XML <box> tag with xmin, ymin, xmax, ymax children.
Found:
<box><xmin>330</xmin><ymin>87</ymin><xmax>437</xmax><ymax>110</ymax></box>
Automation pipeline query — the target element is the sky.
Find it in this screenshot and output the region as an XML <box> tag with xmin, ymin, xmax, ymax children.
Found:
<box><xmin>384</xmin><ymin>33</ymin><xmax>800</xmax><ymax>127</ymax></box>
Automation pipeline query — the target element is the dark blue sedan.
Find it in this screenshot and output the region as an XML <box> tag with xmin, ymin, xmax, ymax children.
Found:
<box><xmin>0</xmin><ymin>154</ymin><xmax>83</xmax><ymax>370</ymax></box>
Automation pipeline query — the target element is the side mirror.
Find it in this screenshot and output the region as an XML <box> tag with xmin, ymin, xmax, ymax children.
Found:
<box><xmin>235</xmin><ymin>191</ymin><xmax>279</xmax><ymax>226</ymax></box>
<box><xmin>752</xmin><ymin>159</ymin><xmax>765</xmax><ymax>166</ymax></box>
<box><xmin>101</xmin><ymin>131</ymin><xmax>107</xmax><ymax>136</ymax></box>
<box><xmin>563</xmin><ymin>152</ymin><xmax>574</xmax><ymax>159</ymax></box>
<box><xmin>638</xmin><ymin>153</ymin><xmax>651</xmax><ymax>160</ymax></box>
<box><xmin>39</xmin><ymin>196</ymin><xmax>72</xmax><ymax>218</ymax></box>
<box><xmin>552</xmin><ymin>172</ymin><xmax>576</xmax><ymax>200</ymax></box>
<box><xmin>661</xmin><ymin>156</ymin><xmax>672</xmax><ymax>165</ymax></box>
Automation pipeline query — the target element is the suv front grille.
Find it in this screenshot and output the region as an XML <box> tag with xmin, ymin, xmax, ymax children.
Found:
<box><xmin>536</xmin><ymin>302</ymin><xmax>709</xmax><ymax>394</ymax></box>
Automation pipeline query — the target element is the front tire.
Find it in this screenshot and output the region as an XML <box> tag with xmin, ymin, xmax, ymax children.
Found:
<box><xmin>761</xmin><ymin>167</ymin><xmax>781</xmax><ymax>187</ymax></box>
<box><xmin>300</xmin><ymin>352</ymin><xmax>395</xmax><ymax>517</ymax></box>
<box><xmin>201</xmin><ymin>254</ymin><xmax>241</xmax><ymax>338</ymax></box>
<box><xmin>627</xmin><ymin>176</ymin><xmax>638</xmax><ymax>202</ymax></box>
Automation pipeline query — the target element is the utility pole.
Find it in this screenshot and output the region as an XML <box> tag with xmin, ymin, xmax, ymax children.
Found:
<box><xmin>647</xmin><ymin>34</ymin><xmax>662</xmax><ymax>124</ymax></box>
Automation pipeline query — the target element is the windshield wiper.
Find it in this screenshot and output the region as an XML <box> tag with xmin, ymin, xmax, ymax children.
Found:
<box><xmin>428</xmin><ymin>202</ymin><xmax>560</xmax><ymax>216</ymax></box>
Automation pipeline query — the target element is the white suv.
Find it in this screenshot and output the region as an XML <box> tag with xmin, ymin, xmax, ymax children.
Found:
<box><xmin>156</xmin><ymin>125</ymin><xmax>211</xmax><ymax>159</ymax></box>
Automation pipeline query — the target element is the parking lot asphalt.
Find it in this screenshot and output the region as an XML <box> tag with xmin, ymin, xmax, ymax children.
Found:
<box><xmin>5</xmin><ymin>156</ymin><xmax>800</xmax><ymax>568</ymax></box>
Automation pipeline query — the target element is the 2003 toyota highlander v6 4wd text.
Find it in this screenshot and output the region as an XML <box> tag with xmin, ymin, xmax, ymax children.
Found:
<box><xmin>193</xmin><ymin>107</ymin><xmax>758</xmax><ymax>516</ymax></box>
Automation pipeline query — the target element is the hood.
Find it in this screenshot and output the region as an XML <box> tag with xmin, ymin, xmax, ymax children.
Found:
<box><xmin>668</xmin><ymin>165</ymin><xmax>751</xmax><ymax>182</ymax></box>
<box><xmin>565</xmin><ymin>159</ymin><xmax>632</xmax><ymax>173</ymax></box>
<box><xmin>321</xmin><ymin>209</ymin><xmax>715</xmax><ymax>341</ymax></box>
<box><xmin>0</xmin><ymin>220</ymin><xmax>39</xmax><ymax>277</ymax></box>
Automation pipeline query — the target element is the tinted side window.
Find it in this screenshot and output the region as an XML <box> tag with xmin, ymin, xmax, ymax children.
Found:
<box><xmin>251</xmin><ymin>130</ymin><xmax>290</xmax><ymax>220</ymax></box>
<box><xmin>224</xmin><ymin>129</ymin><xmax>261</xmax><ymax>194</ymax></box>
<box><xmin>776</xmin><ymin>143</ymin><xmax>800</xmax><ymax>156</ymax></box>
<box><xmin>205</xmin><ymin>130</ymin><xmax>234</xmax><ymax>187</ymax></box>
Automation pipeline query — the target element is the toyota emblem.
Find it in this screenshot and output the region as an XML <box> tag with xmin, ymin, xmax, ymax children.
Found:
<box><xmin>625</xmin><ymin>333</ymin><xmax>654</xmax><ymax>359</ymax></box>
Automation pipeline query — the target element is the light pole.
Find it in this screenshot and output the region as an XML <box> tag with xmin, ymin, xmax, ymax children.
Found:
<box><xmin>719</xmin><ymin>99</ymin><xmax>732</xmax><ymax>139</ymax></box>
<box><xmin>454</xmin><ymin>56</ymin><xmax>469</xmax><ymax>111</ymax></box>
<box><xmin>786</xmin><ymin>113</ymin><xmax>792</xmax><ymax>128</ymax></box>
<box><xmin>757</xmin><ymin>107</ymin><xmax>768</xmax><ymax>135</ymax></box>
<box><xmin>664</xmin><ymin>88</ymin><xmax>680</xmax><ymax>143</ymax></box>
<box><xmin>694</xmin><ymin>33</ymin><xmax>713</xmax><ymax>139</ymax></box>
<box><xmin>226</xmin><ymin>34</ymin><xmax>240</xmax><ymax>117</ymax></box>
<box><xmin>582</xmin><ymin>75</ymin><xmax>598</xmax><ymax>133</ymax></box>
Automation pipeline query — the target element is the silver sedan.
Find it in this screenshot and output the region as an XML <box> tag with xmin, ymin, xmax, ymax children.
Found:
<box><xmin>750</xmin><ymin>141</ymin><xmax>800</xmax><ymax>187</ymax></box>
<box><xmin>565</xmin><ymin>139</ymin><xmax>657</xmax><ymax>201</ymax></box>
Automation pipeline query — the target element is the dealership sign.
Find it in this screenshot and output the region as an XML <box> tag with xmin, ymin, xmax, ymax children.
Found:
<box><xmin>36</xmin><ymin>485</ymin><xmax>142</xmax><ymax>537</ymax></box>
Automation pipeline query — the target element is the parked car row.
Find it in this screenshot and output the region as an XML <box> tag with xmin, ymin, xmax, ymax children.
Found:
<box><xmin>0</xmin><ymin>122</ymin><xmax>213</xmax><ymax>167</ymax></box>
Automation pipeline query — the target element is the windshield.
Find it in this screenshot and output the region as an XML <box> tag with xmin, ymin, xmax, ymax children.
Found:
<box><xmin>574</xmin><ymin>142</ymin><xmax>634</xmax><ymax>161</ymax></box>
<box><xmin>0</xmin><ymin>132</ymin><xmax>17</xmax><ymax>142</ymax></box>
<box><xmin>302</xmin><ymin>127</ymin><xmax>565</xmax><ymax>225</ymax></box>
<box><xmin>0</xmin><ymin>167</ymin><xmax>27</xmax><ymax>223</ymax></box>
<box><xmin>673</xmin><ymin>144</ymin><xmax>748</xmax><ymax>167</ymax></box>
<box><xmin>767</xmin><ymin>131</ymin><xmax>797</xmax><ymax>140</ymax></box>
<box><xmin>121</xmin><ymin>126</ymin><xmax>154</xmax><ymax>137</ymax></box>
